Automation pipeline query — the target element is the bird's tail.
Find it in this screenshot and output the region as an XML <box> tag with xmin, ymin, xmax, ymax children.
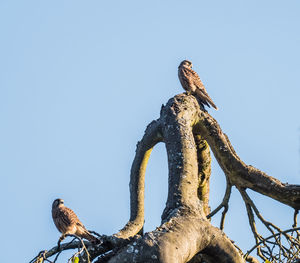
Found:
<box><xmin>83</xmin><ymin>230</ymin><xmax>101</xmax><ymax>244</ymax></box>
<box><xmin>194</xmin><ymin>89</ymin><xmax>218</xmax><ymax>110</ymax></box>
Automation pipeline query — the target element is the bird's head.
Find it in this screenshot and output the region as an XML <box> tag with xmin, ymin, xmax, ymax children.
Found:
<box><xmin>52</xmin><ymin>198</ymin><xmax>64</xmax><ymax>209</ymax></box>
<box><xmin>179</xmin><ymin>60</ymin><xmax>193</xmax><ymax>68</ymax></box>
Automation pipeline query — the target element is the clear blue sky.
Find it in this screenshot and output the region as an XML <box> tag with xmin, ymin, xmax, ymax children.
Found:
<box><xmin>1</xmin><ymin>1</ymin><xmax>300</xmax><ymax>262</ymax></box>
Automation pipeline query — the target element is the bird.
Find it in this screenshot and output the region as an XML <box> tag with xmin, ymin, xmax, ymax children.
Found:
<box><xmin>178</xmin><ymin>60</ymin><xmax>218</xmax><ymax>110</ymax></box>
<box><xmin>52</xmin><ymin>198</ymin><xmax>99</xmax><ymax>244</ymax></box>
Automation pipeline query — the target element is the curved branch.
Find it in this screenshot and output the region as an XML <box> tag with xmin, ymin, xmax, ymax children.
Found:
<box><xmin>293</xmin><ymin>209</ymin><xmax>299</xmax><ymax>228</ymax></box>
<box><xmin>115</xmin><ymin>120</ymin><xmax>163</xmax><ymax>239</ymax></box>
<box><xmin>109</xmin><ymin>208</ymin><xmax>244</xmax><ymax>263</ymax></box>
<box><xmin>31</xmin><ymin>237</ymin><xmax>90</xmax><ymax>263</ymax></box>
<box><xmin>107</xmin><ymin>94</ymin><xmax>244</xmax><ymax>263</ymax></box>
<box><xmin>30</xmin><ymin>235</ymin><xmax>130</xmax><ymax>263</ymax></box>
<box><xmin>246</xmin><ymin>227</ymin><xmax>300</xmax><ymax>256</ymax></box>
<box><xmin>207</xmin><ymin>177</ymin><xmax>232</xmax><ymax>230</ymax></box>
<box><xmin>33</xmin><ymin>94</ymin><xmax>300</xmax><ymax>263</ymax></box>
<box><xmin>193</xmin><ymin>101</ymin><xmax>300</xmax><ymax>209</ymax></box>
<box><xmin>239</xmin><ymin>187</ymin><xmax>300</xmax><ymax>261</ymax></box>
<box><xmin>238</xmin><ymin>188</ymin><xmax>273</xmax><ymax>261</ymax></box>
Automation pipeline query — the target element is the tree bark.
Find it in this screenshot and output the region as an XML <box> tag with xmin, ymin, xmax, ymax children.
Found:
<box><xmin>36</xmin><ymin>93</ymin><xmax>300</xmax><ymax>263</ymax></box>
<box><xmin>111</xmin><ymin>94</ymin><xmax>244</xmax><ymax>263</ymax></box>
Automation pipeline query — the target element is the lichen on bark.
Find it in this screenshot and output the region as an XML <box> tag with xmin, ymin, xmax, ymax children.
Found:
<box><xmin>34</xmin><ymin>93</ymin><xmax>300</xmax><ymax>263</ymax></box>
<box><xmin>113</xmin><ymin>94</ymin><xmax>244</xmax><ymax>263</ymax></box>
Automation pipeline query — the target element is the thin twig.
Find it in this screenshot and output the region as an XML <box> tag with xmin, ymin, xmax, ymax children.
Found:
<box><xmin>240</xmin><ymin>188</ymin><xmax>291</xmax><ymax>259</ymax></box>
<box><xmin>238</xmin><ymin>187</ymin><xmax>269</xmax><ymax>261</ymax></box>
<box><xmin>207</xmin><ymin>180</ymin><xmax>232</xmax><ymax>220</ymax></box>
<box><xmin>294</xmin><ymin>209</ymin><xmax>299</xmax><ymax>228</ymax></box>
<box><xmin>65</xmin><ymin>235</ymin><xmax>90</xmax><ymax>263</ymax></box>
<box><xmin>246</xmin><ymin>227</ymin><xmax>300</xmax><ymax>255</ymax></box>
<box><xmin>30</xmin><ymin>237</ymin><xmax>91</xmax><ymax>263</ymax></box>
<box><xmin>53</xmin><ymin>237</ymin><xmax>77</xmax><ymax>263</ymax></box>
<box><xmin>220</xmin><ymin>199</ymin><xmax>229</xmax><ymax>230</ymax></box>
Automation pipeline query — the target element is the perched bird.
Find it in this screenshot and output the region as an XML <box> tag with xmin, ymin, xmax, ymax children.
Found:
<box><xmin>178</xmin><ymin>60</ymin><xmax>218</xmax><ymax>110</ymax></box>
<box><xmin>52</xmin><ymin>198</ymin><xmax>99</xmax><ymax>243</ymax></box>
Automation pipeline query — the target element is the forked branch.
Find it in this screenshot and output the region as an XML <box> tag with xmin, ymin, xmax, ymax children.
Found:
<box><xmin>31</xmin><ymin>93</ymin><xmax>300</xmax><ymax>263</ymax></box>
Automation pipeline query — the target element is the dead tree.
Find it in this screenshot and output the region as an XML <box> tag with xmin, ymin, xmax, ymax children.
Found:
<box><xmin>32</xmin><ymin>94</ymin><xmax>300</xmax><ymax>263</ymax></box>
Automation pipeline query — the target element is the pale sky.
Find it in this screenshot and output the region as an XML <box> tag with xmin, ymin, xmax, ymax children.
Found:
<box><xmin>1</xmin><ymin>1</ymin><xmax>300</xmax><ymax>262</ymax></box>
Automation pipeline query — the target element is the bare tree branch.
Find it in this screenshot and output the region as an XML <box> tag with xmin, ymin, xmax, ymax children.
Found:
<box><xmin>116</xmin><ymin>119</ymin><xmax>163</xmax><ymax>239</ymax></box>
<box><xmin>31</xmin><ymin>93</ymin><xmax>300</xmax><ymax>263</ymax></box>
<box><xmin>207</xmin><ymin>177</ymin><xmax>232</xmax><ymax>230</ymax></box>
<box><xmin>193</xmin><ymin>106</ymin><xmax>300</xmax><ymax>209</ymax></box>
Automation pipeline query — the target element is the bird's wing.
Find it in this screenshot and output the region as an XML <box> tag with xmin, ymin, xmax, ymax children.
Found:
<box><xmin>186</xmin><ymin>67</ymin><xmax>218</xmax><ymax>110</ymax></box>
<box><xmin>187</xmin><ymin>68</ymin><xmax>205</xmax><ymax>90</ymax></box>
<box><xmin>60</xmin><ymin>207</ymin><xmax>81</xmax><ymax>226</ymax></box>
<box><xmin>181</xmin><ymin>67</ymin><xmax>196</xmax><ymax>88</ymax></box>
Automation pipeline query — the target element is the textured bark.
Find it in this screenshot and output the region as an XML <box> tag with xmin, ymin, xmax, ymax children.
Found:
<box><xmin>110</xmin><ymin>94</ymin><xmax>244</xmax><ymax>263</ymax></box>
<box><xmin>192</xmin><ymin>105</ymin><xmax>300</xmax><ymax>209</ymax></box>
<box><xmin>116</xmin><ymin>120</ymin><xmax>163</xmax><ymax>239</ymax></box>
<box><xmin>38</xmin><ymin>93</ymin><xmax>299</xmax><ymax>263</ymax></box>
<box><xmin>195</xmin><ymin>135</ymin><xmax>211</xmax><ymax>216</ymax></box>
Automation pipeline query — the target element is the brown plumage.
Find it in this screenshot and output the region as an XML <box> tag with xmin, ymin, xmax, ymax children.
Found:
<box><xmin>178</xmin><ymin>60</ymin><xmax>218</xmax><ymax>110</ymax></box>
<box><xmin>52</xmin><ymin>198</ymin><xmax>98</xmax><ymax>243</ymax></box>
